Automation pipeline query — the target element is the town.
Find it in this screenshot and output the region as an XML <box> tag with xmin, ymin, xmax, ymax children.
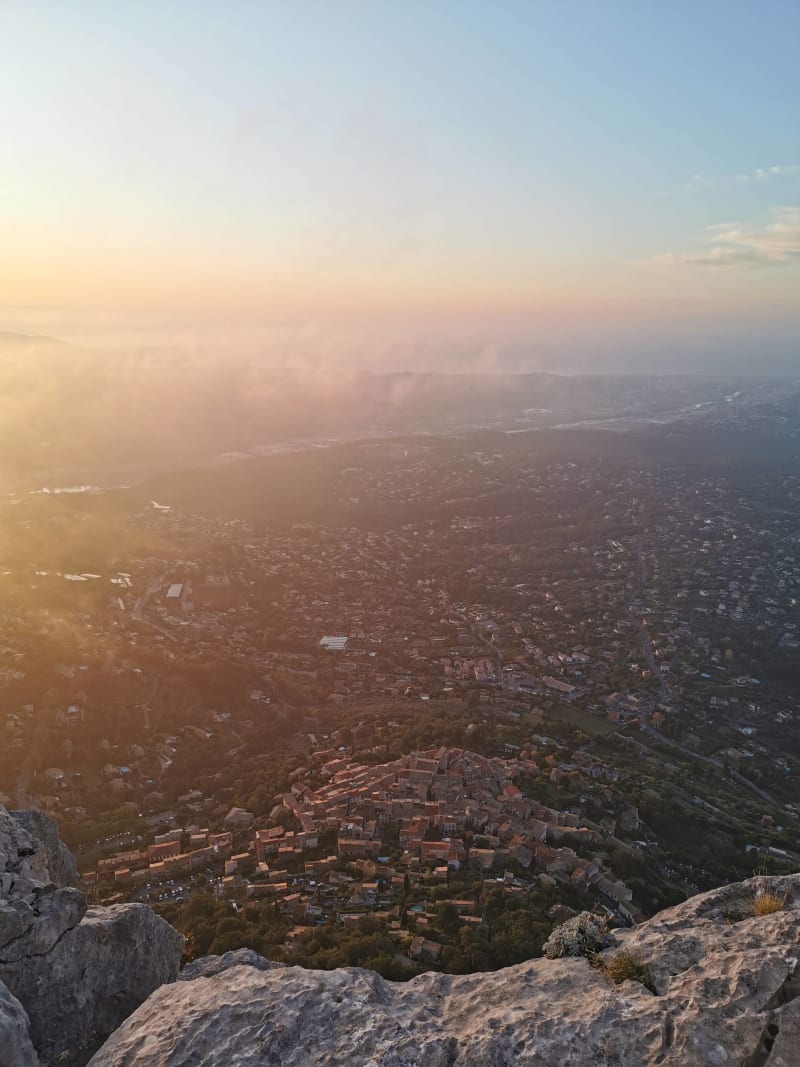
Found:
<box><xmin>2</xmin><ymin>430</ymin><xmax>799</xmax><ymax>970</ymax></box>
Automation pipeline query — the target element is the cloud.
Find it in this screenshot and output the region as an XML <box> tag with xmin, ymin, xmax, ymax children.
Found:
<box><xmin>681</xmin><ymin>164</ymin><xmax>800</xmax><ymax>190</ymax></box>
<box><xmin>640</xmin><ymin>207</ymin><xmax>800</xmax><ymax>269</ymax></box>
<box><xmin>683</xmin><ymin>173</ymin><xmax>714</xmax><ymax>190</ymax></box>
<box><xmin>735</xmin><ymin>164</ymin><xmax>800</xmax><ymax>183</ymax></box>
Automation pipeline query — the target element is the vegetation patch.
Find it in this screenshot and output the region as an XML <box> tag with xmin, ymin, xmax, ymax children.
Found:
<box><xmin>542</xmin><ymin>912</ymin><xmax>606</xmax><ymax>959</ymax></box>
<box><xmin>752</xmin><ymin>887</ymin><xmax>787</xmax><ymax>917</ymax></box>
<box><xmin>545</xmin><ymin>704</ymin><xmax>617</xmax><ymax>737</ymax></box>
<box><xmin>600</xmin><ymin>948</ymin><xmax>656</xmax><ymax>993</ymax></box>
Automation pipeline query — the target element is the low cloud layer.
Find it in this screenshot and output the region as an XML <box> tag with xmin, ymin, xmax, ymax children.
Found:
<box><xmin>643</xmin><ymin>207</ymin><xmax>800</xmax><ymax>269</ymax></box>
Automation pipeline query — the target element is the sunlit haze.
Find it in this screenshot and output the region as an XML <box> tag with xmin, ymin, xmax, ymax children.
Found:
<box><xmin>2</xmin><ymin>0</ymin><xmax>799</xmax><ymax>371</ymax></box>
<box><xmin>4</xmin><ymin>8</ymin><xmax>800</xmax><ymax>1060</ymax></box>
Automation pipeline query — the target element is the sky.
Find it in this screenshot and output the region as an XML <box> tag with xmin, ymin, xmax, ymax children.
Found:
<box><xmin>1</xmin><ymin>1</ymin><xmax>799</xmax><ymax>372</ymax></box>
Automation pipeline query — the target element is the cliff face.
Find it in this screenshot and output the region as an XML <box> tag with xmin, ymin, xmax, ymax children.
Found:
<box><xmin>3</xmin><ymin>805</ymin><xmax>800</xmax><ymax>1067</ymax></box>
<box><xmin>0</xmin><ymin>806</ymin><xmax>184</xmax><ymax>1066</ymax></box>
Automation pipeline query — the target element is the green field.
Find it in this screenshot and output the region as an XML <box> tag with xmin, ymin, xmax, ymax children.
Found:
<box><xmin>545</xmin><ymin>704</ymin><xmax>618</xmax><ymax>736</ymax></box>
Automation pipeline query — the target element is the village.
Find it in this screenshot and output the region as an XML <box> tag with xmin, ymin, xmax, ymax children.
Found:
<box><xmin>81</xmin><ymin>745</ymin><xmax>641</xmax><ymax>963</ymax></box>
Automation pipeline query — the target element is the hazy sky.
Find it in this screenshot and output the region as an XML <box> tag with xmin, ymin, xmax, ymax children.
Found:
<box><xmin>2</xmin><ymin>1</ymin><xmax>799</xmax><ymax>371</ymax></box>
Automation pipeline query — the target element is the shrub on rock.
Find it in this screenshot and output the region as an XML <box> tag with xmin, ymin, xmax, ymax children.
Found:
<box><xmin>542</xmin><ymin>912</ymin><xmax>606</xmax><ymax>959</ymax></box>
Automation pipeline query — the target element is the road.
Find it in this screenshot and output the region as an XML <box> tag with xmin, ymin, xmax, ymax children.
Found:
<box><xmin>476</xmin><ymin>628</ymin><xmax>506</xmax><ymax>691</ymax></box>
<box><xmin>639</xmin><ymin>723</ymin><xmax>777</xmax><ymax>806</ymax></box>
<box><xmin>627</xmin><ymin>537</ymin><xmax>776</xmax><ymax>806</ymax></box>
<box><xmin>627</xmin><ymin>539</ymin><xmax>670</xmax><ymax>704</ymax></box>
<box><xmin>139</xmin><ymin>675</ymin><xmax>160</xmax><ymax>731</ymax></box>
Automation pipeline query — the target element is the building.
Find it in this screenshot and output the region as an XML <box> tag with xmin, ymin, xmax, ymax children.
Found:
<box><xmin>320</xmin><ymin>635</ymin><xmax>348</xmax><ymax>651</ymax></box>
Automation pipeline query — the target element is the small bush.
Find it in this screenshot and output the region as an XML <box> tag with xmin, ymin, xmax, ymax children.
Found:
<box><xmin>542</xmin><ymin>912</ymin><xmax>606</xmax><ymax>959</ymax></box>
<box><xmin>602</xmin><ymin>949</ymin><xmax>655</xmax><ymax>993</ymax></box>
<box><xmin>752</xmin><ymin>890</ymin><xmax>786</xmax><ymax>917</ymax></box>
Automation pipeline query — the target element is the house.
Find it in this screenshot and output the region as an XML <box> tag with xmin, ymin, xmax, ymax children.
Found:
<box><xmin>409</xmin><ymin>936</ymin><xmax>443</xmax><ymax>962</ymax></box>
<box><xmin>223</xmin><ymin>807</ymin><xmax>255</xmax><ymax>830</ymax></box>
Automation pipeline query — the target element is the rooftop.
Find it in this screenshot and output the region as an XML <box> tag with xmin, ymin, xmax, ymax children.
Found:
<box><xmin>320</xmin><ymin>636</ymin><xmax>348</xmax><ymax>651</ymax></box>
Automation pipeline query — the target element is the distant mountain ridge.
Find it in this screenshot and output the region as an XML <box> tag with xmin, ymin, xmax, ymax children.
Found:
<box><xmin>1</xmin><ymin>329</ymin><xmax>798</xmax><ymax>491</ymax></box>
<box><xmin>3</xmin><ymin>330</ymin><xmax>798</xmax><ymax>484</ymax></box>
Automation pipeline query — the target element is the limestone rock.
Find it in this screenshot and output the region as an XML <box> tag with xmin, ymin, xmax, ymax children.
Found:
<box><xmin>0</xmin><ymin>884</ymin><xmax>87</xmax><ymax>962</ymax></box>
<box><xmin>91</xmin><ymin>874</ymin><xmax>800</xmax><ymax>1067</ymax></box>
<box><xmin>0</xmin><ymin>807</ymin><xmax>44</xmax><ymax>903</ymax></box>
<box><xmin>0</xmin><ymin>805</ymin><xmax>184</xmax><ymax>1065</ymax></box>
<box><xmin>3</xmin><ymin>902</ymin><xmax>184</xmax><ymax>1065</ymax></box>
<box><xmin>11</xmin><ymin>808</ymin><xmax>80</xmax><ymax>887</ymax></box>
<box><xmin>0</xmin><ymin>979</ymin><xmax>37</xmax><ymax>1067</ymax></box>
<box><xmin>0</xmin><ymin>804</ymin><xmax>88</xmax><ymax>964</ymax></box>
<box><xmin>179</xmin><ymin>947</ymin><xmax>276</xmax><ymax>981</ymax></box>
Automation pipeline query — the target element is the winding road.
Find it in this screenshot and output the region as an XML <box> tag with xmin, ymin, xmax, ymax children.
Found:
<box><xmin>628</xmin><ymin>537</ymin><xmax>777</xmax><ymax>807</ymax></box>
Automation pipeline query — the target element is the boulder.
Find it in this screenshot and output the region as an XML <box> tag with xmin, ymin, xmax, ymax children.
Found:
<box><xmin>11</xmin><ymin>808</ymin><xmax>80</xmax><ymax>887</ymax></box>
<box><xmin>0</xmin><ymin>805</ymin><xmax>184</xmax><ymax>1065</ymax></box>
<box><xmin>0</xmin><ymin>979</ymin><xmax>37</xmax><ymax>1067</ymax></box>
<box><xmin>3</xmin><ymin>903</ymin><xmax>184</xmax><ymax>1065</ymax></box>
<box><xmin>0</xmin><ymin>884</ymin><xmax>87</xmax><ymax>962</ymax></box>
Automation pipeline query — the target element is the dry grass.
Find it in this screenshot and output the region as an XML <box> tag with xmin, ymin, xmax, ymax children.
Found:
<box><xmin>600</xmin><ymin>949</ymin><xmax>656</xmax><ymax>993</ymax></box>
<box><xmin>752</xmin><ymin>890</ymin><xmax>786</xmax><ymax>917</ymax></box>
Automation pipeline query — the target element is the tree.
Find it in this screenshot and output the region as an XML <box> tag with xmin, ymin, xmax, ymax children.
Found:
<box><xmin>435</xmin><ymin>902</ymin><xmax>461</xmax><ymax>938</ymax></box>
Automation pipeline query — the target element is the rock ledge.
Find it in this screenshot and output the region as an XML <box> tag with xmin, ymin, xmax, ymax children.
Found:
<box><xmin>92</xmin><ymin>874</ymin><xmax>800</xmax><ymax>1066</ymax></box>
